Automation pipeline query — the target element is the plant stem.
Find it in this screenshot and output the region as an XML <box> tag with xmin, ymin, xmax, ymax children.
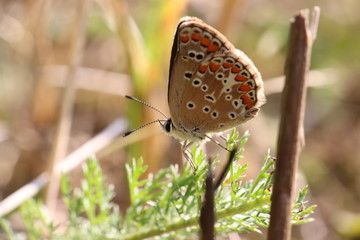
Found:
<box><xmin>122</xmin><ymin>196</ymin><xmax>270</xmax><ymax>240</ymax></box>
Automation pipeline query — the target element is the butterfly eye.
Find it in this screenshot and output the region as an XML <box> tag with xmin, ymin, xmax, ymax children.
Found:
<box><xmin>164</xmin><ymin>119</ymin><xmax>172</xmax><ymax>133</ymax></box>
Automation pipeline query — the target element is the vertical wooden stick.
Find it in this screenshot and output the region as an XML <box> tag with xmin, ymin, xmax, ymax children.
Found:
<box><xmin>267</xmin><ymin>7</ymin><xmax>320</xmax><ymax>240</ymax></box>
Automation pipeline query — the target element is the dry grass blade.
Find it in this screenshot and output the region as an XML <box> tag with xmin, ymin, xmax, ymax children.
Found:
<box><xmin>44</xmin><ymin>0</ymin><xmax>90</xmax><ymax>212</ymax></box>
<box><xmin>0</xmin><ymin>118</ymin><xmax>127</xmax><ymax>217</ymax></box>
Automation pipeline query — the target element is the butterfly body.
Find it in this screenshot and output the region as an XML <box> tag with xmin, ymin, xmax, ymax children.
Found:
<box><xmin>165</xmin><ymin>17</ymin><xmax>265</xmax><ymax>143</ymax></box>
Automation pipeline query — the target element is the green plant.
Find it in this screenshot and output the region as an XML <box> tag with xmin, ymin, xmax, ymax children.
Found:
<box><xmin>0</xmin><ymin>131</ymin><xmax>315</xmax><ymax>239</ymax></box>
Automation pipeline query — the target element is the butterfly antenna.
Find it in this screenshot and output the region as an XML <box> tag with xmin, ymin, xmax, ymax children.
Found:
<box><xmin>123</xmin><ymin>119</ymin><xmax>166</xmax><ymax>137</ymax></box>
<box><xmin>125</xmin><ymin>95</ymin><xmax>168</xmax><ymax>119</ymax></box>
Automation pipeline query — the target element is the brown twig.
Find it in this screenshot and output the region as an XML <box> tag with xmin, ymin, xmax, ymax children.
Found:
<box><xmin>200</xmin><ymin>159</ymin><xmax>215</xmax><ymax>240</ymax></box>
<box><xmin>214</xmin><ymin>148</ymin><xmax>237</xmax><ymax>190</ymax></box>
<box><xmin>200</xmin><ymin>148</ymin><xmax>238</xmax><ymax>239</ymax></box>
<box><xmin>267</xmin><ymin>7</ymin><xmax>320</xmax><ymax>240</ymax></box>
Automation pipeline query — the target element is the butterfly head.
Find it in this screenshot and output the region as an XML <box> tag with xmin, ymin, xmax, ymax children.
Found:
<box><xmin>160</xmin><ymin>118</ymin><xmax>206</xmax><ymax>142</ymax></box>
<box><xmin>161</xmin><ymin>118</ymin><xmax>183</xmax><ymax>139</ymax></box>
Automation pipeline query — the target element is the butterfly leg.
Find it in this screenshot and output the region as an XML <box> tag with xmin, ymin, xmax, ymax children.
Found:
<box><xmin>182</xmin><ymin>140</ymin><xmax>197</xmax><ymax>171</ymax></box>
<box><xmin>205</xmin><ymin>135</ymin><xmax>230</xmax><ymax>152</ymax></box>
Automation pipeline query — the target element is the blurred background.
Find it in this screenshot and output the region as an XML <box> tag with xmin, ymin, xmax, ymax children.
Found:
<box><xmin>0</xmin><ymin>0</ymin><xmax>359</xmax><ymax>239</ymax></box>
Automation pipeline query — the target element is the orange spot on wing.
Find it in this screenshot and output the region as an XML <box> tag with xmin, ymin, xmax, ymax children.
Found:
<box><xmin>239</xmin><ymin>84</ymin><xmax>252</xmax><ymax>92</ymax></box>
<box><xmin>209</xmin><ymin>62</ymin><xmax>220</xmax><ymax>72</ymax></box>
<box><xmin>222</xmin><ymin>62</ymin><xmax>233</xmax><ymax>68</ymax></box>
<box><xmin>208</xmin><ymin>44</ymin><xmax>220</xmax><ymax>52</ymax></box>
<box><xmin>231</xmin><ymin>67</ymin><xmax>241</xmax><ymax>73</ymax></box>
<box><xmin>235</xmin><ymin>75</ymin><xmax>248</xmax><ymax>81</ymax></box>
<box><xmin>200</xmin><ymin>37</ymin><xmax>211</xmax><ymax>47</ymax></box>
<box><xmin>198</xmin><ymin>65</ymin><xmax>208</xmax><ymax>73</ymax></box>
<box><xmin>180</xmin><ymin>36</ymin><xmax>189</xmax><ymax>43</ymax></box>
<box><xmin>191</xmin><ymin>33</ymin><xmax>201</xmax><ymax>41</ymax></box>
<box><xmin>241</xmin><ymin>94</ymin><xmax>255</xmax><ymax>109</ymax></box>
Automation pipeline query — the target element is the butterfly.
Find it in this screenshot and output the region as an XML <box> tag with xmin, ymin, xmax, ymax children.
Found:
<box><xmin>125</xmin><ymin>16</ymin><xmax>265</xmax><ymax>162</ymax></box>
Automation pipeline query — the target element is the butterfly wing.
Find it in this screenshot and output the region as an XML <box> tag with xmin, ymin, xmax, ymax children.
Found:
<box><xmin>179</xmin><ymin>50</ymin><xmax>265</xmax><ymax>133</ymax></box>
<box><xmin>168</xmin><ymin>17</ymin><xmax>233</xmax><ymax>127</ymax></box>
<box><xmin>168</xmin><ymin>17</ymin><xmax>265</xmax><ymax>135</ymax></box>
